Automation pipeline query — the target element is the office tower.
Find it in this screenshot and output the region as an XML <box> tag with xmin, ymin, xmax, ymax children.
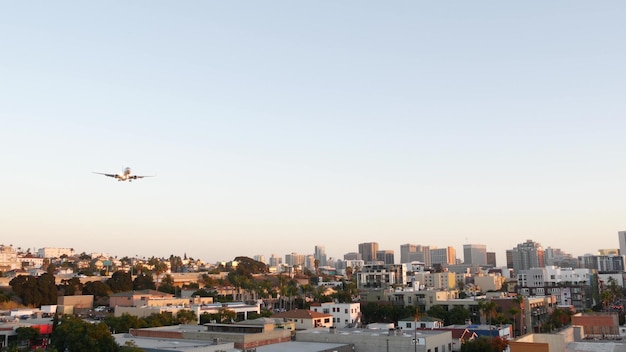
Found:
<box><xmin>400</xmin><ymin>243</ymin><xmax>431</xmax><ymax>266</ymax></box>
<box><xmin>305</xmin><ymin>255</ymin><xmax>316</xmax><ymax>270</ymax></box>
<box><xmin>285</xmin><ymin>253</ymin><xmax>305</xmax><ymax>267</ymax></box>
<box><xmin>314</xmin><ymin>245</ymin><xmax>327</xmax><ymax>267</ymax></box>
<box><xmin>358</xmin><ymin>242</ymin><xmax>379</xmax><ymax>264</ymax></box>
<box><xmin>510</xmin><ymin>240</ymin><xmax>545</xmax><ymax>273</ymax></box>
<box><xmin>578</xmin><ymin>253</ymin><xmax>625</xmax><ymax>271</ymax></box>
<box><xmin>619</xmin><ymin>231</ymin><xmax>626</xmax><ymax>255</ymax></box>
<box><xmin>253</xmin><ymin>255</ymin><xmax>266</xmax><ymax>264</ymax></box>
<box><xmin>376</xmin><ymin>250</ymin><xmax>395</xmax><ymax>265</ymax></box>
<box><xmin>544</xmin><ymin>247</ymin><xmax>577</xmax><ymax>267</ymax></box>
<box><xmin>400</xmin><ymin>244</ymin><xmax>417</xmax><ymax>263</ymax></box>
<box><xmin>269</xmin><ymin>254</ymin><xmax>282</xmax><ymax>267</ymax></box>
<box><xmin>430</xmin><ymin>247</ymin><xmax>456</xmax><ymax>266</ymax></box>
<box><xmin>344</xmin><ymin>252</ymin><xmax>362</xmax><ymax>261</ymax></box>
<box><xmin>463</xmin><ymin>244</ymin><xmax>487</xmax><ymax>266</ymax></box>
<box><xmin>486</xmin><ymin>252</ymin><xmax>496</xmax><ymax>267</ymax></box>
<box><xmin>506</xmin><ymin>250</ymin><xmax>514</xmax><ymax>269</ymax></box>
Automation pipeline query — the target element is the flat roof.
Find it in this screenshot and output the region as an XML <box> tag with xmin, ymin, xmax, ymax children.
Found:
<box><xmin>114</xmin><ymin>333</ymin><xmax>228</xmax><ymax>351</ymax></box>
<box><xmin>298</xmin><ymin>327</ymin><xmax>449</xmax><ymax>338</ymax></box>
<box><xmin>255</xmin><ymin>341</ymin><xmax>349</xmax><ymax>352</ymax></box>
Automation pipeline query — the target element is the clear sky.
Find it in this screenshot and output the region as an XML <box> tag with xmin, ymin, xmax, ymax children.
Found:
<box><xmin>1</xmin><ymin>2</ymin><xmax>625</xmax><ymax>266</ymax></box>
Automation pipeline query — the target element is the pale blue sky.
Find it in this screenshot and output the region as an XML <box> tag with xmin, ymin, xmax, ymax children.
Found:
<box><xmin>1</xmin><ymin>2</ymin><xmax>625</xmax><ymax>266</ymax></box>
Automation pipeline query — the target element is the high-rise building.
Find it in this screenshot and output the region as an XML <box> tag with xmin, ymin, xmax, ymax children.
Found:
<box><xmin>400</xmin><ymin>243</ymin><xmax>431</xmax><ymax>267</ymax></box>
<box><xmin>269</xmin><ymin>254</ymin><xmax>282</xmax><ymax>267</ymax></box>
<box><xmin>376</xmin><ymin>250</ymin><xmax>395</xmax><ymax>265</ymax></box>
<box><xmin>253</xmin><ymin>255</ymin><xmax>266</xmax><ymax>264</ymax></box>
<box><xmin>544</xmin><ymin>247</ymin><xmax>577</xmax><ymax>267</ymax></box>
<box><xmin>285</xmin><ymin>253</ymin><xmax>305</xmax><ymax>267</ymax></box>
<box><xmin>344</xmin><ymin>252</ymin><xmax>362</xmax><ymax>261</ymax></box>
<box><xmin>618</xmin><ymin>231</ymin><xmax>626</xmax><ymax>256</ymax></box>
<box><xmin>486</xmin><ymin>252</ymin><xmax>496</xmax><ymax>267</ymax></box>
<box><xmin>510</xmin><ymin>240</ymin><xmax>545</xmax><ymax>273</ymax></box>
<box><xmin>463</xmin><ymin>244</ymin><xmax>487</xmax><ymax>266</ymax></box>
<box><xmin>314</xmin><ymin>245</ymin><xmax>327</xmax><ymax>267</ymax></box>
<box><xmin>358</xmin><ymin>242</ymin><xmax>379</xmax><ymax>264</ymax></box>
<box><xmin>430</xmin><ymin>247</ymin><xmax>456</xmax><ymax>266</ymax></box>
<box><xmin>578</xmin><ymin>253</ymin><xmax>624</xmax><ymax>272</ymax></box>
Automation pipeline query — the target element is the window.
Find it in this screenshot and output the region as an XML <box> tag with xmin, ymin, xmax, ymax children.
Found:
<box><xmin>345</xmin><ymin>309</ymin><xmax>348</xmax><ymax>313</ymax></box>
<box><xmin>407</xmin><ymin>322</ymin><xmax>412</xmax><ymax>328</ymax></box>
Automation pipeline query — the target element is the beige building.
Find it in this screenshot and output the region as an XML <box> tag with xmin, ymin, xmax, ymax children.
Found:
<box><xmin>414</xmin><ymin>272</ymin><xmax>458</xmax><ymax>290</ymax></box>
<box><xmin>473</xmin><ymin>273</ymin><xmax>504</xmax><ymax>292</ymax></box>
<box><xmin>0</xmin><ymin>245</ymin><xmax>19</xmax><ymax>271</ymax></box>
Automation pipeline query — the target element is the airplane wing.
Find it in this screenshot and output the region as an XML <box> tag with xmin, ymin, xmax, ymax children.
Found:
<box><xmin>130</xmin><ymin>175</ymin><xmax>155</xmax><ymax>179</ymax></box>
<box><xmin>93</xmin><ymin>172</ymin><xmax>117</xmax><ymax>178</ymax></box>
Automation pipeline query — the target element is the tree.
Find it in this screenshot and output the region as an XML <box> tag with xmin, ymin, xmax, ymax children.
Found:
<box><xmin>133</xmin><ymin>273</ymin><xmax>156</xmax><ymax>290</ymax></box>
<box><xmin>9</xmin><ymin>274</ymin><xmax>57</xmax><ymax>307</ymax></box>
<box><xmin>345</xmin><ymin>266</ymin><xmax>354</xmax><ymax>280</ymax></box>
<box><xmin>158</xmin><ymin>274</ymin><xmax>176</xmax><ymax>294</ymax></box>
<box><xmin>59</xmin><ymin>277</ymin><xmax>83</xmax><ymax>296</ymax></box>
<box><xmin>176</xmin><ymin>309</ymin><xmax>197</xmax><ymax>324</ymax></box>
<box><xmin>107</xmin><ymin>271</ymin><xmax>133</xmax><ymax>293</ymax></box>
<box><xmin>9</xmin><ymin>275</ymin><xmax>37</xmax><ymax>306</ymax></box>
<box><xmin>479</xmin><ymin>299</ymin><xmax>498</xmax><ymax>326</ymax></box>
<box><xmin>51</xmin><ymin>314</ymin><xmax>120</xmax><ymax>352</ymax></box>
<box><xmin>427</xmin><ymin>305</ymin><xmax>448</xmax><ymax>323</ymax></box>
<box><xmin>83</xmin><ymin>281</ymin><xmax>112</xmax><ymax>298</ymax></box>
<box><xmin>37</xmin><ymin>273</ymin><xmax>58</xmax><ymax>305</ymax></box>
<box><xmin>104</xmin><ymin>313</ymin><xmax>145</xmax><ymax>334</ymax></box>
<box><xmin>16</xmin><ymin>327</ymin><xmax>39</xmax><ymax>348</ymax></box>
<box><xmin>448</xmin><ymin>305</ymin><xmax>471</xmax><ymax>325</ymax></box>
<box><xmin>461</xmin><ymin>336</ymin><xmax>509</xmax><ymax>352</ymax></box>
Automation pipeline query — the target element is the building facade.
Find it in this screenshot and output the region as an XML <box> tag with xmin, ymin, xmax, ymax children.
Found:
<box><xmin>358</xmin><ymin>242</ymin><xmax>379</xmax><ymax>264</ymax></box>
<box><xmin>463</xmin><ymin>244</ymin><xmax>487</xmax><ymax>266</ymax></box>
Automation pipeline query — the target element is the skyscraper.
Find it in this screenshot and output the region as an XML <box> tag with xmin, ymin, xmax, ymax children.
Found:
<box><xmin>463</xmin><ymin>244</ymin><xmax>487</xmax><ymax>266</ymax></box>
<box><xmin>618</xmin><ymin>231</ymin><xmax>626</xmax><ymax>255</ymax></box>
<box><xmin>400</xmin><ymin>243</ymin><xmax>431</xmax><ymax>267</ymax></box>
<box><xmin>510</xmin><ymin>240</ymin><xmax>545</xmax><ymax>272</ymax></box>
<box><xmin>430</xmin><ymin>247</ymin><xmax>456</xmax><ymax>266</ymax></box>
<box><xmin>358</xmin><ymin>242</ymin><xmax>379</xmax><ymax>264</ymax></box>
<box><xmin>314</xmin><ymin>245</ymin><xmax>327</xmax><ymax>267</ymax></box>
<box><xmin>376</xmin><ymin>250</ymin><xmax>395</xmax><ymax>264</ymax></box>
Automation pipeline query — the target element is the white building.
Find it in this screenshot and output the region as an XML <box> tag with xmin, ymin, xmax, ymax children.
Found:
<box><xmin>37</xmin><ymin>247</ymin><xmax>75</xmax><ymax>258</ymax></box>
<box><xmin>517</xmin><ymin>266</ymin><xmax>591</xmax><ymax>288</ymax></box>
<box><xmin>356</xmin><ymin>264</ymin><xmax>407</xmax><ymax>289</ymax></box>
<box><xmin>310</xmin><ymin>302</ymin><xmax>361</xmax><ymax>328</ymax></box>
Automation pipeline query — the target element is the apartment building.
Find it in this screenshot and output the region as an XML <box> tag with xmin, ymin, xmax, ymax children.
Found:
<box><xmin>517</xmin><ymin>266</ymin><xmax>594</xmax><ymax>310</ymax></box>
<box><xmin>356</xmin><ymin>263</ymin><xmax>407</xmax><ymax>289</ymax></box>
<box><xmin>310</xmin><ymin>302</ymin><xmax>361</xmax><ymax>328</ymax></box>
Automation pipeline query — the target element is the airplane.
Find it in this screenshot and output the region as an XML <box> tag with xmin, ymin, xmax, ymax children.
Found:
<box><xmin>93</xmin><ymin>167</ymin><xmax>155</xmax><ymax>182</ymax></box>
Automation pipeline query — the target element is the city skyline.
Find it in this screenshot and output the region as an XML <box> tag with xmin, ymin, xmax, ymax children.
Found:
<box><xmin>2</xmin><ymin>2</ymin><xmax>625</xmax><ymax>265</ymax></box>
<box><xmin>2</xmin><ymin>235</ymin><xmax>620</xmax><ymax>269</ymax></box>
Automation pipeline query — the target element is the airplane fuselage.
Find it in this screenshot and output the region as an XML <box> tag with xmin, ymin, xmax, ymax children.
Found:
<box><xmin>94</xmin><ymin>167</ymin><xmax>151</xmax><ymax>182</ymax></box>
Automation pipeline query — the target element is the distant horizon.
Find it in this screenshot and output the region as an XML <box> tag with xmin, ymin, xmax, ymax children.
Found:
<box><xmin>5</xmin><ymin>232</ymin><xmax>623</xmax><ymax>268</ymax></box>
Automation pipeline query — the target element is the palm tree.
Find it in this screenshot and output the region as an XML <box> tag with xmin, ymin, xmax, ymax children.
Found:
<box><xmin>345</xmin><ymin>266</ymin><xmax>354</xmax><ymax>280</ymax></box>
<box><xmin>507</xmin><ymin>307</ymin><xmax>520</xmax><ymax>337</ymax></box>
<box><xmin>479</xmin><ymin>299</ymin><xmax>498</xmax><ymax>328</ymax></box>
